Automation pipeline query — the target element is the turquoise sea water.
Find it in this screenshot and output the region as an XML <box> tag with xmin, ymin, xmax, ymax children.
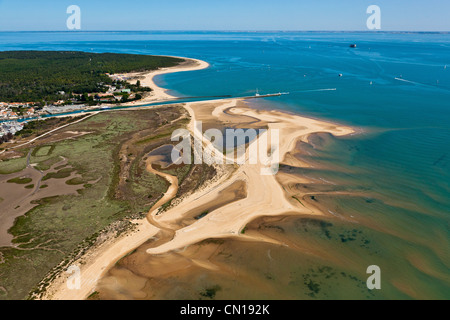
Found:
<box><xmin>1</xmin><ymin>31</ymin><xmax>449</xmax><ymax>299</ymax></box>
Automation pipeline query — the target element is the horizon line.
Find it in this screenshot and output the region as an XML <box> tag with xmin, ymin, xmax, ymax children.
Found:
<box><xmin>1</xmin><ymin>30</ymin><xmax>450</xmax><ymax>34</ymax></box>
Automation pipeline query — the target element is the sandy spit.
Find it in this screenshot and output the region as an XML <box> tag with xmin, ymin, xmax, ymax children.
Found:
<box><xmin>41</xmin><ymin>56</ymin><xmax>355</xmax><ymax>300</ymax></box>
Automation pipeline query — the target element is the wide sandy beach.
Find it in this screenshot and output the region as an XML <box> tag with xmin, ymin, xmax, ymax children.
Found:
<box><xmin>41</xmin><ymin>56</ymin><xmax>354</xmax><ymax>300</ymax></box>
<box><xmin>116</xmin><ymin>57</ymin><xmax>210</xmax><ymax>105</ymax></box>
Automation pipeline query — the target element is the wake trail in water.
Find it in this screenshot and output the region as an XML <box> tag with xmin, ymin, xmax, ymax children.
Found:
<box><xmin>291</xmin><ymin>88</ymin><xmax>337</xmax><ymax>93</ymax></box>
<box><xmin>394</xmin><ymin>77</ymin><xmax>450</xmax><ymax>91</ymax></box>
<box><xmin>394</xmin><ymin>77</ymin><xmax>422</xmax><ymax>85</ymax></box>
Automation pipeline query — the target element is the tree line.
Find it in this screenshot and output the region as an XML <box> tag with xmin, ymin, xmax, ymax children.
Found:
<box><xmin>0</xmin><ymin>51</ymin><xmax>183</xmax><ymax>103</ymax></box>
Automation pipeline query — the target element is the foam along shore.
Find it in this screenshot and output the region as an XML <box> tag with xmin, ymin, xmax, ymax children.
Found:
<box><xmin>41</xmin><ymin>57</ymin><xmax>354</xmax><ymax>300</ymax></box>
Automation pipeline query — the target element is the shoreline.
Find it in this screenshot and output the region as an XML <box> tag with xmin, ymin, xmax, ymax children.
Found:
<box><xmin>40</xmin><ymin>56</ymin><xmax>355</xmax><ymax>300</ymax></box>
<box><xmin>114</xmin><ymin>57</ymin><xmax>210</xmax><ymax>104</ymax></box>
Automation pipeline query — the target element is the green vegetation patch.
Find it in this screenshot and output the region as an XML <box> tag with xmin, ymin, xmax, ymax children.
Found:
<box><xmin>0</xmin><ymin>156</ymin><xmax>27</xmax><ymax>174</ymax></box>
<box><xmin>7</xmin><ymin>177</ymin><xmax>32</xmax><ymax>184</ymax></box>
<box><xmin>42</xmin><ymin>168</ymin><xmax>74</xmax><ymax>181</ymax></box>
<box><xmin>199</xmin><ymin>285</ymin><xmax>222</xmax><ymax>300</ymax></box>
<box><xmin>66</xmin><ymin>177</ymin><xmax>84</xmax><ymax>185</ymax></box>
<box><xmin>32</xmin><ymin>145</ymin><xmax>55</xmax><ymax>157</ymax></box>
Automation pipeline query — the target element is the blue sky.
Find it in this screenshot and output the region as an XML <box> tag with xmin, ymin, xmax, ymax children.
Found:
<box><xmin>0</xmin><ymin>0</ymin><xmax>449</xmax><ymax>31</ymax></box>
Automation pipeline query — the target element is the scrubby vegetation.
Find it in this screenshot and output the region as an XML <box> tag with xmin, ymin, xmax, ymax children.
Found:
<box><xmin>7</xmin><ymin>177</ymin><xmax>32</xmax><ymax>184</ymax></box>
<box><xmin>15</xmin><ymin>116</ymin><xmax>86</xmax><ymax>139</ymax></box>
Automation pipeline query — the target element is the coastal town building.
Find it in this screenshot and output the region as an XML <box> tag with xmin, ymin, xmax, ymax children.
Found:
<box><xmin>0</xmin><ymin>103</ymin><xmax>37</xmax><ymax>120</ymax></box>
<box><xmin>43</xmin><ymin>104</ymin><xmax>86</xmax><ymax>114</ymax></box>
<box><xmin>0</xmin><ymin>121</ymin><xmax>24</xmax><ymax>137</ymax></box>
